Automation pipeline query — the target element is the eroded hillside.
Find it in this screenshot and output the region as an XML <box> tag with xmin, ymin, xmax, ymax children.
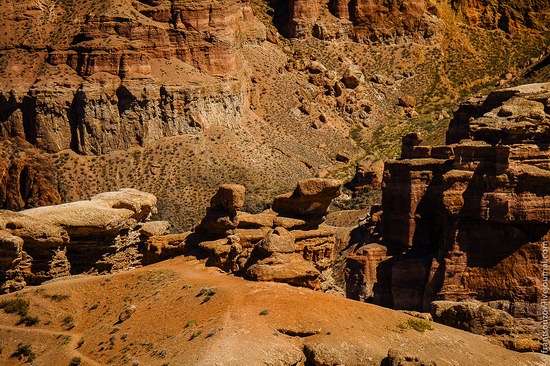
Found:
<box><xmin>0</xmin><ymin>0</ymin><xmax>549</xmax><ymax>229</ymax></box>
<box><xmin>0</xmin><ymin>257</ymin><xmax>548</xmax><ymax>365</ymax></box>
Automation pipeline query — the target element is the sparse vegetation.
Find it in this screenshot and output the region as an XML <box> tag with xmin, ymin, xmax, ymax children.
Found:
<box><xmin>17</xmin><ymin>314</ymin><xmax>39</xmax><ymax>326</ymax></box>
<box><xmin>0</xmin><ymin>298</ymin><xmax>29</xmax><ymax>316</ymax></box>
<box><xmin>196</xmin><ymin>287</ymin><xmax>217</xmax><ymax>304</ymax></box>
<box><xmin>407</xmin><ymin>318</ymin><xmax>434</xmax><ymax>332</ymax></box>
<box><xmin>189</xmin><ymin>330</ymin><xmax>203</xmax><ymax>340</ymax></box>
<box><xmin>259</xmin><ymin>309</ymin><xmax>269</xmax><ymax>316</ymax></box>
<box><xmin>69</xmin><ymin>356</ymin><xmax>82</xmax><ymax>366</ymax></box>
<box><xmin>11</xmin><ymin>343</ymin><xmax>35</xmax><ymax>362</ymax></box>
<box><xmin>206</xmin><ymin>328</ymin><xmax>218</xmax><ymax>338</ymax></box>
<box><xmin>393</xmin><ymin>318</ymin><xmax>434</xmax><ymax>333</ymax></box>
<box><xmin>45</xmin><ymin>293</ymin><xmax>70</xmax><ymax>302</ymax></box>
<box><xmin>184</xmin><ymin>320</ymin><xmax>196</xmax><ymax>328</ymax></box>
<box><xmin>0</xmin><ymin>298</ymin><xmax>39</xmax><ymax>326</ymax></box>
<box><xmin>62</xmin><ymin>315</ymin><xmax>75</xmax><ymax>329</ymax></box>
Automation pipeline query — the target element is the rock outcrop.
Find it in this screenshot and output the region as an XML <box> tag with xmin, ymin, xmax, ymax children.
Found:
<box><xmin>0</xmin><ymin>0</ymin><xmax>266</xmax><ymax>155</ymax></box>
<box><xmin>346</xmin><ymin>82</ymin><xmax>550</xmax><ymax>350</ymax></box>
<box><xmin>0</xmin><ymin>188</ymin><xmax>175</xmax><ymax>292</ymax></box>
<box><xmin>281</xmin><ymin>0</ymin><xmax>550</xmax><ymax>41</ymax></box>
<box><xmin>0</xmin><ymin>138</ymin><xmax>60</xmax><ymax>210</ymax></box>
<box><xmin>190</xmin><ymin>179</ymin><xmax>342</xmax><ymax>290</ymax></box>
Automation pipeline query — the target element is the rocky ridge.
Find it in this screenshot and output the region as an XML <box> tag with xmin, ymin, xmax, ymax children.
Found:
<box><xmin>345</xmin><ymin>81</ymin><xmax>550</xmax><ymax>351</ymax></box>
<box><xmin>0</xmin><ymin>188</ymin><xmax>175</xmax><ymax>292</ymax></box>
<box><xmin>1</xmin><ymin>0</ymin><xmax>549</xmax><ymax>231</ymax></box>
<box><xmin>190</xmin><ymin>178</ymin><xmax>343</xmax><ymax>291</ymax></box>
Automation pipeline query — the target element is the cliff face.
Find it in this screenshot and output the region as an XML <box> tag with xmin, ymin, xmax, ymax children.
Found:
<box><xmin>1</xmin><ymin>0</ymin><xmax>263</xmax><ymax>155</ymax></box>
<box><xmin>346</xmin><ymin>83</ymin><xmax>550</xmax><ymax>350</ymax></box>
<box><xmin>451</xmin><ymin>0</ymin><xmax>550</xmax><ymax>32</ymax></box>
<box><xmin>279</xmin><ymin>0</ymin><xmax>550</xmax><ymax>41</ymax></box>
<box><xmin>344</xmin><ymin>82</ymin><xmax>550</xmax><ymax>351</ymax></box>
<box><xmin>1</xmin><ymin>0</ymin><xmax>549</xmax><ymax>230</ymax></box>
<box><xmin>0</xmin><ymin>139</ymin><xmax>60</xmax><ymax>210</ymax></box>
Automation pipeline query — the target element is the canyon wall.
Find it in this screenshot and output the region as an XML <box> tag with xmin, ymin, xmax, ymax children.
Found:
<box><xmin>347</xmin><ymin>82</ymin><xmax>550</xmax><ymax>319</ymax></box>
<box><xmin>1</xmin><ymin>0</ymin><xmax>549</xmax><ymax>231</ymax></box>
<box><xmin>0</xmin><ymin>0</ymin><xmax>265</xmax><ymax>155</ymax></box>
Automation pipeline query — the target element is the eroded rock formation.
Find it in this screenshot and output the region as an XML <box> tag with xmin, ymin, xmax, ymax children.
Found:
<box><xmin>0</xmin><ymin>0</ymin><xmax>265</xmax><ymax>155</ymax></box>
<box><xmin>279</xmin><ymin>0</ymin><xmax>550</xmax><ymax>41</ymax></box>
<box><xmin>0</xmin><ymin>188</ymin><xmax>174</xmax><ymax>292</ymax></box>
<box><xmin>346</xmin><ymin>82</ymin><xmax>550</xmax><ymax>351</ymax></box>
<box><xmin>189</xmin><ymin>179</ymin><xmax>343</xmax><ymax>290</ymax></box>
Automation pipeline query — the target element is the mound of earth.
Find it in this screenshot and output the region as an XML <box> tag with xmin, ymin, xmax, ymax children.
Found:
<box><xmin>0</xmin><ymin>257</ymin><xmax>548</xmax><ymax>366</ymax></box>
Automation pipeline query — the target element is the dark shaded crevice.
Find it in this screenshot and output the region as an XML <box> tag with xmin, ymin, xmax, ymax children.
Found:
<box><xmin>0</xmin><ymin>93</ymin><xmax>20</xmax><ymax>125</ymax></box>
<box><xmin>70</xmin><ymin>33</ymin><xmax>91</xmax><ymax>46</ymax></box>
<box><xmin>68</xmin><ymin>94</ymin><xmax>81</xmax><ymax>153</ymax></box>
<box><xmin>269</xmin><ymin>0</ymin><xmax>291</xmax><ymax>37</ymax></box>
<box><xmin>277</xmin><ymin>328</ymin><xmax>320</xmax><ymax>337</ymax></box>
<box><xmin>21</xmin><ymin>94</ymin><xmax>37</xmax><ymax>145</ymax></box>
<box><xmin>19</xmin><ymin>166</ymin><xmax>29</xmax><ymax>205</ymax></box>
<box><xmin>116</xmin><ymin>85</ymin><xmax>137</xmax><ymax>116</ymax></box>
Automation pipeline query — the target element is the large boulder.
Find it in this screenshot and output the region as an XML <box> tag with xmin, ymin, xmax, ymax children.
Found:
<box><xmin>256</xmin><ymin>227</ymin><xmax>296</xmax><ymax>254</ymax></box>
<box><xmin>431</xmin><ymin>301</ymin><xmax>515</xmax><ymax>335</ymax></box>
<box><xmin>342</xmin><ymin>64</ymin><xmax>365</xmax><ymax>89</ymax></box>
<box><xmin>209</xmin><ymin>184</ymin><xmax>245</xmax><ymax>215</ymax></box>
<box><xmin>22</xmin><ymin>188</ymin><xmax>157</xmax><ymax>236</ymax></box>
<box><xmin>272</xmin><ymin>178</ymin><xmax>342</xmax><ymax>216</ymax></box>
<box><xmin>0</xmin><ymin>210</ymin><xmax>68</xmax><ymax>246</ymax></box>
<box><xmin>246</xmin><ymin>253</ymin><xmax>320</xmax><ymax>288</ymax></box>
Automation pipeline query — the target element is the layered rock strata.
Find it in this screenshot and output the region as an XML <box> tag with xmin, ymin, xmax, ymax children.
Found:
<box><xmin>0</xmin><ymin>188</ymin><xmax>173</xmax><ymax>292</ymax></box>
<box><xmin>190</xmin><ymin>179</ymin><xmax>342</xmax><ymax>290</ymax></box>
<box><xmin>346</xmin><ymin>82</ymin><xmax>550</xmax><ymax>351</ymax></box>
<box><xmin>281</xmin><ymin>0</ymin><xmax>550</xmax><ymax>41</ymax></box>
<box><xmin>0</xmin><ymin>0</ymin><xmax>265</xmax><ymax>155</ymax></box>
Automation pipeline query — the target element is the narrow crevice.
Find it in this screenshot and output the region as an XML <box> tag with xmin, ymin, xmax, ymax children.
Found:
<box><xmin>276</xmin><ymin>328</ymin><xmax>320</xmax><ymax>337</ymax></box>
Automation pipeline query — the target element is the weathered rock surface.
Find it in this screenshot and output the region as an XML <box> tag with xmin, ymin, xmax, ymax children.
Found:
<box><xmin>272</xmin><ymin>178</ymin><xmax>341</xmax><ymax>216</ymax></box>
<box><xmin>431</xmin><ymin>300</ymin><xmax>515</xmax><ymax>335</ymax></box>
<box><xmin>349</xmin><ymin>155</ymin><xmax>385</xmax><ymax>195</ymax></box>
<box><xmin>346</xmin><ymin>82</ymin><xmax>550</xmax><ymax>351</ymax></box>
<box><xmin>431</xmin><ymin>300</ymin><xmax>543</xmax><ymax>352</ymax></box>
<box><xmin>0</xmin><ymin>0</ymin><xmax>265</xmax><ymax>155</ymax></box>
<box><xmin>0</xmin><ymin>189</ymin><xmax>176</xmax><ymax>292</ymax></box>
<box><xmin>191</xmin><ymin>179</ymin><xmax>342</xmax><ymax>289</ymax></box>
<box><xmin>0</xmin><ymin>139</ymin><xmax>61</xmax><ymax>210</ymax></box>
<box><xmin>281</xmin><ymin>0</ymin><xmax>550</xmax><ymax>41</ymax></box>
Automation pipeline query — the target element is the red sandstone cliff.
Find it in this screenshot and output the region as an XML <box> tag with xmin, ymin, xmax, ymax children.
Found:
<box><xmin>346</xmin><ymin>82</ymin><xmax>550</xmax><ymax>351</ymax></box>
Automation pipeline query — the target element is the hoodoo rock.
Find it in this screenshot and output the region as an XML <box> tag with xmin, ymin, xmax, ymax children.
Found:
<box><xmin>346</xmin><ymin>82</ymin><xmax>550</xmax><ymax>351</ymax></box>
<box><xmin>192</xmin><ymin>179</ymin><xmax>342</xmax><ymax>290</ymax></box>
<box><xmin>0</xmin><ymin>189</ymin><xmax>178</xmax><ymax>292</ymax></box>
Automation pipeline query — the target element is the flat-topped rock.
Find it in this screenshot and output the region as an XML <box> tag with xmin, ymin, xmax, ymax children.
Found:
<box><xmin>272</xmin><ymin>178</ymin><xmax>342</xmax><ymax>216</ymax></box>
<box><xmin>0</xmin><ymin>189</ymin><xmax>173</xmax><ymax>292</ymax></box>
<box><xmin>0</xmin><ymin>210</ymin><xmax>68</xmax><ymax>246</ymax></box>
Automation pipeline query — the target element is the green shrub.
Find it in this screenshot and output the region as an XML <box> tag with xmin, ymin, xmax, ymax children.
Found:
<box><xmin>17</xmin><ymin>314</ymin><xmax>39</xmax><ymax>326</ymax></box>
<box><xmin>189</xmin><ymin>330</ymin><xmax>202</xmax><ymax>340</ymax></box>
<box><xmin>0</xmin><ymin>298</ymin><xmax>29</xmax><ymax>316</ymax></box>
<box><xmin>11</xmin><ymin>343</ymin><xmax>35</xmax><ymax>362</ymax></box>
<box><xmin>62</xmin><ymin>315</ymin><xmax>75</xmax><ymax>329</ymax></box>
<box><xmin>69</xmin><ymin>357</ymin><xmax>81</xmax><ymax>366</ymax></box>
<box><xmin>407</xmin><ymin>318</ymin><xmax>434</xmax><ymax>332</ymax></box>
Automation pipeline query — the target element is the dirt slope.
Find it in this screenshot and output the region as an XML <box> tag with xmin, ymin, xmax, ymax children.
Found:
<box><xmin>0</xmin><ymin>257</ymin><xmax>547</xmax><ymax>366</ymax></box>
